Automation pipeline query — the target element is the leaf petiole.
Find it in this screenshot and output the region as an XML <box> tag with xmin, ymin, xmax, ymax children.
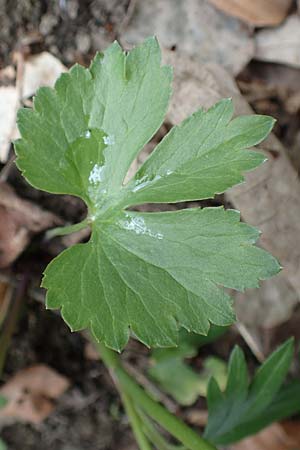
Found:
<box><xmin>139</xmin><ymin>409</ymin><xmax>187</xmax><ymax>450</ymax></box>
<box><xmin>94</xmin><ymin>338</ymin><xmax>217</xmax><ymax>450</ymax></box>
<box><xmin>45</xmin><ymin>218</ymin><xmax>90</xmax><ymax>239</ymax></box>
<box><xmin>121</xmin><ymin>390</ymin><xmax>153</xmax><ymax>450</ymax></box>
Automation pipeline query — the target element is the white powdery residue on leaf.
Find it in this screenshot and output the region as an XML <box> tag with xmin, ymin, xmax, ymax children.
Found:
<box><xmin>103</xmin><ymin>135</ymin><xmax>115</xmax><ymax>146</ymax></box>
<box><xmin>132</xmin><ymin>175</ymin><xmax>150</xmax><ymax>192</ymax></box>
<box><xmin>121</xmin><ymin>215</ymin><xmax>163</xmax><ymax>240</ymax></box>
<box><xmin>132</xmin><ymin>174</ymin><xmax>162</xmax><ymax>192</ymax></box>
<box><xmin>89</xmin><ymin>164</ymin><xmax>104</xmax><ymax>184</ymax></box>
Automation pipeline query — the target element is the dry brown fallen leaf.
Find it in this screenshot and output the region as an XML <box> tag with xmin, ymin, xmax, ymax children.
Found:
<box><xmin>0</xmin><ymin>86</ymin><xmax>19</xmax><ymax>163</ymax></box>
<box><xmin>0</xmin><ymin>52</ymin><xmax>66</xmax><ymax>164</ymax></box>
<box><xmin>281</xmin><ymin>420</ymin><xmax>300</xmax><ymax>443</ymax></box>
<box><xmin>22</xmin><ymin>51</ymin><xmax>67</xmax><ymax>100</ymax></box>
<box><xmin>232</xmin><ymin>423</ymin><xmax>300</xmax><ymax>450</ymax></box>
<box><xmin>255</xmin><ymin>14</ymin><xmax>300</xmax><ymax>68</ymax></box>
<box><xmin>0</xmin><ymin>365</ymin><xmax>70</xmax><ymax>424</ymax></box>
<box><xmin>0</xmin><ymin>182</ymin><xmax>62</xmax><ymax>268</ymax></box>
<box><xmin>209</xmin><ymin>0</ymin><xmax>293</xmax><ymax>26</ymax></box>
<box><xmin>84</xmin><ymin>341</ymin><xmax>100</xmax><ymax>361</ymax></box>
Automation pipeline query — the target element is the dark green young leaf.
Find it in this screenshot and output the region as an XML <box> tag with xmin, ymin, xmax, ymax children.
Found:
<box><xmin>225</xmin><ymin>346</ymin><xmax>249</xmax><ymax>400</ymax></box>
<box><xmin>15</xmin><ymin>38</ymin><xmax>279</xmax><ymax>351</ymax></box>
<box><xmin>204</xmin><ymin>338</ymin><xmax>297</xmax><ymax>445</ymax></box>
<box><xmin>242</xmin><ymin>379</ymin><xmax>300</xmax><ymax>436</ymax></box>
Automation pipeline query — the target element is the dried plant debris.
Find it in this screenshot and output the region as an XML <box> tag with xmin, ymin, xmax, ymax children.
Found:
<box><xmin>0</xmin><ymin>52</ymin><xmax>66</xmax><ymax>163</ymax></box>
<box><xmin>0</xmin><ymin>86</ymin><xmax>19</xmax><ymax>163</ymax></box>
<box><xmin>255</xmin><ymin>15</ymin><xmax>300</xmax><ymax>68</ymax></box>
<box><xmin>0</xmin><ymin>365</ymin><xmax>70</xmax><ymax>424</ymax></box>
<box><xmin>21</xmin><ymin>52</ymin><xmax>67</xmax><ymax>99</ymax></box>
<box><xmin>0</xmin><ymin>182</ymin><xmax>62</xmax><ymax>268</ymax></box>
<box><xmin>232</xmin><ymin>422</ymin><xmax>300</xmax><ymax>450</ymax></box>
<box><xmin>209</xmin><ymin>0</ymin><xmax>293</xmax><ymax>26</ymax></box>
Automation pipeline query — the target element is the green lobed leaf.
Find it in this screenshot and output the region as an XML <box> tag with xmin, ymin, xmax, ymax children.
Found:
<box><xmin>204</xmin><ymin>338</ymin><xmax>296</xmax><ymax>445</ymax></box>
<box><xmin>15</xmin><ymin>37</ymin><xmax>172</xmax><ymax>202</ymax></box>
<box><xmin>15</xmin><ymin>37</ymin><xmax>279</xmax><ymax>351</ymax></box>
<box><xmin>125</xmin><ymin>100</ymin><xmax>274</xmax><ymax>204</ymax></box>
<box><xmin>43</xmin><ymin>207</ymin><xmax>279</xmax><ymax>350</ymax></box>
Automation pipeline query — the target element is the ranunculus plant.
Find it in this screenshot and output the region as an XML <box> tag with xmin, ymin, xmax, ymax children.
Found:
<box><xmin>14</xmin><ymin>37</ymin><xmax>300</xmax><ymax>450</ymax></box>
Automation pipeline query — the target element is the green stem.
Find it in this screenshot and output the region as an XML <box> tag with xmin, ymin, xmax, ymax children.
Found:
<box><xmin>95</xmin><ymin>339</ymin><xmax>217</xmax><ymax>450</ymax></box>
<box><xmin>140</xmin><ymin>409</ymin><xmax>186</xmax><ymax>450</ymax></box>
<box><xmin>45</xmin><ymin>219</ymin><xmax>89</xmax><ymax>239</ymax></box>
<box><xmin>121</xmin><ymin>390</ymin><xmax>153</xmax><ymax>450</ymax></box>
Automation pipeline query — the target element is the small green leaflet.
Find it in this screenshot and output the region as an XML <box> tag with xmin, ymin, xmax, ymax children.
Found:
<box><xmin>149</xmin><ymin>327</ymin><xmax>228</xmax><ymax>405</ymax></box>
<box><xmin>204</xmin><ymin>338</ymin><xmax>300</xmax><ymax>445</ymax></box>
<box><xmin>149</xmin><ymin>351</ymin><xmax>227</xmax><ymax>406</ymax></box>
<box><xmin>15</xmin><ymin>37</ymin><xmax>279</xmax><ymax>351</ymax></box>
<box><xmin>127</xmin><ymin>102</ymin><xmax>271</xmax><ymax>204</ymax></box>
